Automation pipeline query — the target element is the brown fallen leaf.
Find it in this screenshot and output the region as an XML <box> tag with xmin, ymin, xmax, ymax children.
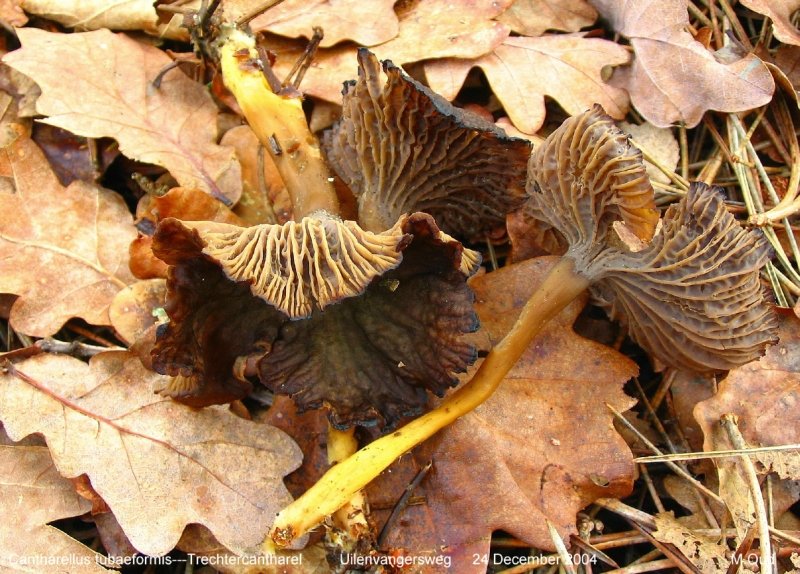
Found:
<box><xmin>591</xmin><ymin>0</ymin><xmax>775</xmax><ymax>127</ymax></box>
<box><xmin>652</xmin><ymin>512</ymin><xmax>731</xmax><ymax>571</ymax></box>
<box><xmin>251</xmin><ymin>0</ymin><xmax>399</xmax><ymax>47</ymax></box>
<box><xmin>0</xmin><ymin>443</ymin><xmax>111</xmax><ymax>573</ymax></box>
<box><xmin>108</xmin><ymin>278</ymin><xmax>166</xmax><ymax>346</ymax></box>
<box><xmin>3</xmin><ymin>28</ymin><xmax>242</xmax><ymax>205</ymax></box>
<box><xmin>373</xmin><ymin>0</ymin><xmax>511</xmax><ymax>63</ymax></box>
<box><xmin>0</xmin><ymin>126</ymin><xmax>135</xmax><ymax>337</ymax></box>
<box><xmin>694</xmin><ymin>310</ymin><xmax>799</xmax><ymax>466</ymax></box>
<box><xmin>220</xmin><ymin>125</ymin><xmax>291</xmax><ymax>225</ymax></box>
<box><xmin>740</xmin><ymin>0</ymin><xmax>800</xmax><ymax>47</ymax></box>
<box><xmin>258</xmin><ymin>396</ymin><xmax>329</xmax><ymax>499</ymax></box>
<box><xmin>425</xmin><ymin>34</ymin><xmax>630</xmax><ymax>134</ymax></box>
<box><xmin>373</xmin><ymin>257</ymin><xmax>637</xmax><ymax>568</ymax></box>
<box><xmin>619</xmin><ymin>121</ymin><xmax>679</xmax><ymax>185</ymax></box>
<box><xmin>366</xmin><ymin>454</ymin><xmax>490</xmax><ymax>574</ymax></box>
<box><xmin>129</xmin><ymin>186</ymin><xmax>246</xmax><ymax>280</ymax></box>
<box><xmin>265</xmin><ymin>0</ymin><xmax>512</xmax><ymax>104</ymax></box>
<box><xmin>0</xmin><ymin>0</ymin><xmax>26</xmax><ymax>27</ymax></box>
<box><xmin>19</xmin><ymin>0</ymin><xmax>158</xmax><ymax>33</ymax></box>
<box><xmin>0</xmin><ymin>351</ymin><xmax>303</xmax><ymax>556</ymax></box>
<box><xmin>496</xmin><ymin>0</ymin><xmax>598</xmax><ymax>37</ymax></box>
<box><xmin>694</xmin><ymin>311</ymin><xmax>799</xmax><ymax>542</ymax></box>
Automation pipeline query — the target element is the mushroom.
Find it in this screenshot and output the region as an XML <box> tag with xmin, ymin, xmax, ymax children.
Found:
<box><xmin>267</xmin><ymin>105</ymin><xmax>778</xmax><ymax>547</ymax></box>
<box><xmin>150</xmin><ymin>211</ymin><xmax>481</xmax><ymax>429</ymax></box>
<box><xmin>323</xmin><ymin>49</ymin><xmax>531</xmax><ymax>238</ymax></box>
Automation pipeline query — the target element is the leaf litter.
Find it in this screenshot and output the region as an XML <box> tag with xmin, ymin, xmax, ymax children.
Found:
<box><xmin>0</xmin><ymin>1</ymin><xmax>800</xmax><ymax>573</ymax></box>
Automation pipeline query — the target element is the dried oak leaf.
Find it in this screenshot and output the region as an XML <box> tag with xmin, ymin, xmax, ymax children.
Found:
<box><xmin>590</xmin><ymin>0</ymin><xmax>775</xmax><ymax>127</ymax></box>
<box><xmin>0</xmin><ymin>0</ymin><xmax>26</xmax><ymax>27</ymax></box>
<box><xmin>130</xmin><ymin>187</ymin><xmax>246</xmax><ymax>281</ymax></box>
<box><xmin>652</xmin><ymin>512</ymin><xmax>731</xmax><ymax>572</ymax></box>
<box><xmin>694</xmin><ymin>310</ymin><xmax>800</xmax><ymax>473</ymax></box>
<box><xmin>740</xmin><ymin>0</ymin><xmax>800</xmax><ymax>47</ymax></box>
<box><xmin>19</xmin><ymin>0</ymin><xmax>158</xmax><ymax>33</ymax></box>
<box><xmin>497</xmin><ymin>0</ymin><xmax>597</xmax><ymax>36</ymax></box>
<box><xmin>265</xmin><ymin>0</ymin><xmax>512</xmax><ymax>104</ymax></box>
<box><xmin>220</xmin><ymin>125</ymin><xmax>291</xmax><ymax>225</ymax></box>
<box><xmin>109</xmin><ymin>278</ymin><xmax>166</xmax><ymax>346</ymax></box>
<box><xmin>151</xmin><ymin>213</ymin><xmax>480</xmax><ymax>429</ymax></box>
<box><xmin>3</xmin><ymin>28</ymin><xmax>242</xmax><ymax>205</ymax></box>
<box><xmin>365</xmin><ymin>455</ymin><xmax>488</xmax><ymax>574</ymax></box>
<box><xmin>0</xmin><ymin>444</ymin><xmax>111</xmax><ymax>573</ymax></box>
<box><xmin>373</xmin><ymin>257</ymin><xmax>637</xmax><ymax>564</ymax></box>
<box><xmin>324</xmin><ymin>49</ymin><xmax>531</xmax><ymax>240</ymax></box>
<box><xmin>0</xmin><ymin>351</ymin><xmax>303</xmax><ymax>556</ymax></box>
<box><xmin>250</xmin><ymin>0</ymin><xmax>399</xmax><ymax>47</ymax></box>
<box><xmin>425</xmin><ymin>34</ymin><xmax>630</xmax><ymax>134</ymax></box>
<box><xmin>619</xmin><ymin>121</ymin><xmax>680</xmax><ymax>185</ymax></box>
<box><xmin>0</xmin><ymin>127</ymin><xmax>135</xmax><ymax>337</ymax></box>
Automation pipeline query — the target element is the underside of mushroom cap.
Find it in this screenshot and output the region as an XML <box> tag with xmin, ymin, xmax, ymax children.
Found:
<box><xmin>150</xmin><ymin>213</ymin><xmax>481</xmax><ymax>427</ymax></box>
<box><xmin>151</xmin><ymin>219</ymin><xmax>286</xmax><ymax>406</ymax></box>
<box><xmin>161</xmin><ymin>214</ymin><xmax>410</xmax><ymax>319</ymax></box>
<box><xmin>258</xmin><ymin>212</ymin><xmax>481</xmax><ymax>429</ymax></box>
<box><xmin>324</xmin><ymin>48</ymin><xmax>531</xmax><ymax>239</ymax></box>
<box><xmin>525</xmin><ymin>104</ymin><xmax>659</xmax><ymax>265</ymax></box>
<box><xmin>590</xmin><ymin>183</ymin><xmax>778</xmax><ymax>372</ymax></box>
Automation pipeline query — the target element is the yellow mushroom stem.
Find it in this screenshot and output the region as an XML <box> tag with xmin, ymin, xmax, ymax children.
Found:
<box><xmin>326</xmin><ymin>425</ymin><xmax>370</xmax><ymax>538</ymax></box>
<box><xmin>267</xmin><ymin>256</ymin><xmax>591</xmax><ymax>547</ymax></box>
<box><xmin>218</xmin><ymin>28</ymin><xmax>339</xmax><ymax>218</ymax></box>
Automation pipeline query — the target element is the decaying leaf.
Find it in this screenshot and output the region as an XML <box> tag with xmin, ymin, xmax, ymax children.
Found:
<box><xmin>0</xmin><ymin>127</ymin><xmax>135</xmax><ymax>337</ymax></box>
<box><xmin>619</xmin><ymin>121</ymin><xmax>679</xmax><ymax>185</ymax></box>
<box><xmin>19</xmin><ymin>0</ymin><xmax>158</xmax><ymax>33</ymax></box>
<box><xmin>591</xmin><ymin>0</ymin><xmax>775</xmax><ymax>127</ymax></box>
<box><xmin>220</xmin><ymin>125</ymin><xmax>290</xmax><ymax>225</ymax></box>
<box><xmin>694</xmin><ymin>310</ymin><xmax>799</xmax><ymax>450</ymax></box>
<box><xmin>425</xmin><ymin>34</ymin><xmax>630</xmax><ymax>134</ymax></box>
<box><xmin>3</xmin><ymin>28</ymin><xmax>242</xmax><ymax>204</ymax></box>
<box><xmin>695</xmin><ymin>310</ymin><xmax>800</xmax><ymax>482</ymax></box>
<box><xmin>0</xmin><ymin>352</ymin><xmax>303</xmax><ymax>556</ymax></box>
<box><xmin>0</xmin><ymin>443</ymin><xmax>111</xmax><ymax>573</ymax></box>
<box><xmin>0</xmin><ymin>0</ymin><xmax>26</xmax><ymax>27</ymax></box>
<box><xmin>366</xmin><ymin>455</ymin><xmax>490</xmax><ymax>574</ymax></box>
<box><xmin>251</xmin><ymin>0</ymin><xmax>399</xmax><ymax>47</ymax></box>
<box><xmin>108</xmin><ymin>278</ymin><xmax>166</xmax><ymax>346</ymax></box>
<box><xmin>374</xmin><ymin>257</ymin><xmax>637</xmax><ymax>565</ymax></box>
<box><xmin>741</xmin><ymin>0</ymin><xmax>800</xmax><ymax>47</ymax></box>
<box><xmin>374</xmin><ymin>0</ymin><xmax>511</xmax><ymax>63</ymax></box>
<box><xmin>652</xmin><ymin>512</ymin><xmax>731</xmax><ymax>571</ymax></box>
<box><xmin>264</xmin><ymin>0</ymin><xmax>512</xmax><ymax>105</ymax></box>
<box><xmin>496</xmin><ymin>0</ymin><xmax>598</xmax><ymax>37</ymax></box>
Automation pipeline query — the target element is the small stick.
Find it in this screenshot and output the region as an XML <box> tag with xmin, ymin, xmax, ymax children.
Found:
<box><xmin>720</xmin><ymin>414</ymin><xmax>772</xmax><ymax>574</ymax></box>
<box><xmin>377</xmin><ymin>460</ymin><xmax>432</xmax><ymax>548</ymax></box>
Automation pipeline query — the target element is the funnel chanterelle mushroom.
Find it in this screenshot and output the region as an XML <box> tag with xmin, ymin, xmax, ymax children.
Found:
<box><xmin>523</xmin><ymin>104</ymin><xmax>778</xmax><ymax>371</ymax></box>
<box><xmin>268</xmin><ymin>105</ymin><xmax>779</xmax><ymax>547</ymax></box>
<box><xmin>151</xmin><ymin>212</ymin><xmax>481</xmax><ymax>429</ymax></box>
<box><xmin>324</xmin><ymin>49</ymin><xmax>531</xmax><ymax>238</ymax></box>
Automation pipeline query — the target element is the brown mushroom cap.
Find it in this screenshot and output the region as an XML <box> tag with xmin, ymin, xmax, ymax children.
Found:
<box><xmin>520</xmin><ymin>106</ymin><xmax>776</xmax><ymax>372</ymax></box>
<box><xmin>590</xmin><ymin>183</ymin><xmax>778</xmax><ymax>372</ymax></box>
<box><xmin>524</xmin><ymin>104</ymin><xmax>659</xmax><ymax>266</ymax></box>
<box><xmin>150</xmin><ymin>219</ymin><xmax>286</xmax><ymax>406</ymax></box>
<box><xmin>150</xmin><ymin>213</ymin><xmax>481</xmax><ymax>428</ymax></box>
<box><xmin>324</xmin><ymin>48</ymin><xmax>531</xmax><ymax>239</ymax></box>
